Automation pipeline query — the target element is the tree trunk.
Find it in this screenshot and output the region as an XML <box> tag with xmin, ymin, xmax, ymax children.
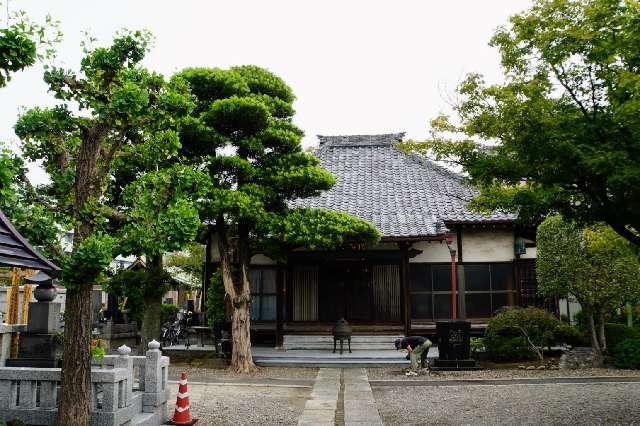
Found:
<box><xmin>217</xmin><ymin>218</ymin><xmax>257</xmax><ymax>373</ymax></box>
<box><xmin>57</xmin><ymin>284</ymin><xmax>92</xmax><ymax>426</ymax></box>
<box><xmin>598</xmin><ymin>311</ymin><xmax>607</xmax><ymax>352</ymax></box>
<box><xmin>230</xmin><ymin>295</ymin><xmax>257</xmax><ymax>373</ymax></box>
<box><xmin>141</xmin><ymin>292</ymin><xmax>162</xmax><ymax>354</ymax></box>
<box><xmin>626</xmin><ymin>303</ymin><xmax>634</xmax><ymax>328</ymax></box>
<box><xmin>57</xmin><ymin>126</ymin><xmax>105</xmax><ymax>425</ymax></box>
<box><xmin>588</xmin><ymin>311</ymin><xmax>604</xmax><ymax>367</ymax></box>
<box><xmin>140</xmin><ymin>255</ymin><xmax>164</xmax><ymax>354</ymax></box>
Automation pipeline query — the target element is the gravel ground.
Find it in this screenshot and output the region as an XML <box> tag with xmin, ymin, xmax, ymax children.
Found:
<box><xmin>368</xmin><ymin>366</ymin><xmax>640</xmax><ymax>381</ymax></box>
<box><xmin>169</xmin><ymin>365</ymin><xmax>318</xmax><ymax>382</ymax></box>
<box><xmin>169</xmin><ymin>382</ymin><xmax>310</xmax><ymax>425</ymax></box>
<box><xmin>373</xmin><ymin>382</ymin><xmax>640</xmax><ymax>425</ymax></box>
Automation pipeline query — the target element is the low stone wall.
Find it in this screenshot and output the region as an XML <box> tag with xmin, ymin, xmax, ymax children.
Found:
<box><xmin>98</xmin><ymin>321</ymin><xmax>140</xmax><ymax>354</ymax></box>
<box><xmin>0</xmin><ymin>341</ymin><xmax>169</xmax><ymax>425</ymax></box>
<box><xmin>559</xmin><ymin>347</ymin><xmax>597</xmax><ymax>369</ymax></box>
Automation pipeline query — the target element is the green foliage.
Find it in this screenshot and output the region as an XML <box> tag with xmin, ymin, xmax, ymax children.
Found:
<box><xmin>15</xmin><ymin>31</ymin><xmax>195</xmax><ymax>289</ymax></box>
<box><xmin>400</xmin><ymin>0</ymin><xmax>640</xmax><ymax>245</ymax></box>
<box><xmin>484</xmin><ymin>307</ymin><xmax>573</xmax><ymax>362</ymax></box>
<box><xmin>265</xmin><ymin>208</ymin><xmax>380</xmax><ymax>255</ymax></box>
<box><xmin>206</xmin><ymin>270</ymin><xmax>226</xmax><ymax>325</ymax></box>
<box><xmin>0</xmin><ymin>144</ymin><xmax>64</xmax><ymax>262</ymax></box>
<box><xmin>537</xmin><ymin>216</ymin><xmax>640</xmax><ymax>315</ymax></box>
<box><xmin>605</xmin><ymin>323</ymin><xmax>640</xmax><ymax>352</ymax></box>
<box><xmin>0</xmin><ymin>3</ymin><xmax>62</xmax><ymax>87</ymax></box>
<box><xmin>175</xmin><ymin>65</ymin><xmax>380</xmax><ymax>264</ymax></box>
<box><xmin>612</xmin><ymin>339</ymin><xmax>640</xmax><ymax>369</ymax></box>
<box><xmin>470</xmin><ymin>337</ymin><xmax>485</xmax><ymax>357</ymax></box>
<box><xmin>62</xmin><ymin>233</ymin><xmax>115</xmax><ymax>290</ymax></box>
<box><xmin>165</xmin><ymin>243</ymin><xmax>205</xmax><ymax>285</ymax></box>
<box><xmin>0</xmin><ymin>28</ymin><xmax>36</xmax><ymax>84</ymax></box>
<box><xmin>160</xmin><ymin>304</ymin><xmax>180</xmax><ymax>325</ymax></box>
<box><xmin>118</xmin><ymin>165</ymin><xmax>210</xmax><ymax>257</ymax></box>
<box><xmin>105</xmin><ymin>267</ymin><xmax>172</xmax><ymax>324</ymax></box>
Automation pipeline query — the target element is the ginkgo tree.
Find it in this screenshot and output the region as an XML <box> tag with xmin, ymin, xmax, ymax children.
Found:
<box><xmin>14</xmin><ymin>32</ymin><xmax>195</xmax><ymax>425</ymax></box>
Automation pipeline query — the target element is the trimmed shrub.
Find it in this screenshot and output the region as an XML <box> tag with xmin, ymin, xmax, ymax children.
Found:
<box><xmin>206</xmin><ymin>270</ymin><xmax>227</xmax><ymax>326</ymax></box>
<box><xmin>554</xmin><ymin>322</ymin><xmax>589</xmax><ymax>346</ymax></box>
<box><xmin>484</xmin><ymin>307</ymin><xmax>576</xmax><ymax>362</ymax></box>
<box><xmin>605</xmin><ymin>323</ymin><xmax>640</xmax><ymax>351</ymax></box>
<box><xmin>160</xmin><ymin>304</ymin><xmax>180</xmax><ymax>325</ymax></box>
<box><xmin>612</xmin><ymin>339</ymin><xmax>640</xmax><ymax>369</ymax></box>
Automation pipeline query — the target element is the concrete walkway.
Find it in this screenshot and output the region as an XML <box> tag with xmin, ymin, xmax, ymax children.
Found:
<box><xmin>298</xmin><ymin>368</ymin><xmax>383</xmax><ymax>426</ymax></box>
<box><xmin>298</xmin><ymin>368</ymin><xmax>340</xmax><ymax>425</ymax></box>
<box><xmin>343</xmin><ymin>369</ymin><xmax>383</xmax><ymax>425</ymax></box>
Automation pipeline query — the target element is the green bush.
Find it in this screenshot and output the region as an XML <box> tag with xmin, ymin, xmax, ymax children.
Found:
<box><xmin>206</xmin><ymin>270</ymin><xmax>227</xmax><ymax>326</ymax></box>
<box><xmin>605</xmin><ymin>323</ymin><xmax>640</xmax><ymax>351</ymax></box>
<box><xmin>470</xmin><ymin>337</ymin><xmax>485</xmax><ymax>358</ymax></box>
<box><xmin>612</xmin><ymin>339</ymin><xmax>640</xmax><ymax>369</ymax></box>
<box><xmin>555</xmin><ymin>322</ymin><xmax>589</xmax><ymax>346</ymax></box>
<box><xmin>160</xmin><ymin>304</ymin><xmax>180</xmax><ymax>325</ymax></box>
<box><xmin>484</xmin><ymin>307</ymin><xmax>576</xmax><ymax>362</ymax></box>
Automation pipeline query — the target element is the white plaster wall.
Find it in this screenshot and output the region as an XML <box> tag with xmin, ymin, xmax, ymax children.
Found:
<box><xmin>461</xmin><ymin>229</ymin><xmax>515</xmax><ymax>262</ymax></box>
<box><xmin>520</xmin><ymin>246</ymin><xmax>537</xmax><ymax>259</ymax></box>
<box><xmin>409</xmin><ymin>240</ymin><xmax>453</xmax><ymax>263</ymax></box>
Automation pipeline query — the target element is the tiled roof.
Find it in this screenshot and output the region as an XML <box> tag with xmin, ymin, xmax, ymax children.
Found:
<box><xmin>292</xmin><ymin>133</ymin><xmax>514</xmax><ymax>239</ymax></box>
<box><xmin>0</xmin><ymin>209</ymin><xmax>61</xmax><ymax>274</ymax></box>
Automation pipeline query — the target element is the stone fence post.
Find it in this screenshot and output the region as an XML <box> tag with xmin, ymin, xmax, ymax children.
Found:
<box><xmin>143</xmin><ymin>340</ymin><xmax>169</xmax><ymax>420</ymax></box>
<box><xmin>113</xmin><ymin>345</ymin><xmax>134</xmax><ymax>407</ymax></box>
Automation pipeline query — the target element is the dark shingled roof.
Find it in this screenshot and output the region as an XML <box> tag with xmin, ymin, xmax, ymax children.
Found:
<box><xmin>0</xmin><ymin>209</ymin><xmax>61</xmax><ymax>274</ymax></box>
<box><xmin>292</xmin><ymin>133</ymin><xmax>514</xmax><ymax>239</ymax></box>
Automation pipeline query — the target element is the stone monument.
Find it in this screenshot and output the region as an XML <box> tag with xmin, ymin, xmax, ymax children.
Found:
<box><xmin>6</xmin><ymin>271</ymin><xmax>62</xmax><ymax>367</ymax></box>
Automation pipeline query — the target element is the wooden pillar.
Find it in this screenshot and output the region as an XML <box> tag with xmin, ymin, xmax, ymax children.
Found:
<box><xmin>398</xmin><ymin>243</ymin><xmax>410</xmax><ymax>336</ymax></box>
<box><xmin>276</xmin><ymin>265</ymin><xmax>284</xmax><ymax>348</ymax></box>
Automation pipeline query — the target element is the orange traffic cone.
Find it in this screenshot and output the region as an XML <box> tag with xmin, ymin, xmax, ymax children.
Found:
<box><xmin>171</xmin><ymin>372</ymin><xmax>198</xmax><ymax>425</ymax></box>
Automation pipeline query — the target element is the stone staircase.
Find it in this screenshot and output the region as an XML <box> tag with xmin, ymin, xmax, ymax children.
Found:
<box><xmin>283</xmin><ymin>334</ymin><xmax>402</xmax><ymax>351</ymax></box>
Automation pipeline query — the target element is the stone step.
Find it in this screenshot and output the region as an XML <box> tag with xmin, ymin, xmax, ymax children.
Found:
<box><xmin>283</xmin><ymin>335</ymin><xmax>402</xmax><ymax>350</ymax></box>
<box><xmin>256</xmin><ymin>357</ymin><xmax>409</xmax><ymax>368</ymax></box>
<box><xmin>130</xmin><ymin>412</ymin><xmax>161</xmax><ymax>426</ymax></box>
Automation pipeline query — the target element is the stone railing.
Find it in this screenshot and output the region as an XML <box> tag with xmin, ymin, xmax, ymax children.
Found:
<box><xmin>0</xmin><ymin>341</ymin><xmax>169</xmax><ymax>425</ymax></box>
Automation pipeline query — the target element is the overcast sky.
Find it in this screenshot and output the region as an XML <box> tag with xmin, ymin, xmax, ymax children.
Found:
<box><xmin>1</xmin><ymin>0</ymin><xmax>532</xmax><ymax>182</ymax></box>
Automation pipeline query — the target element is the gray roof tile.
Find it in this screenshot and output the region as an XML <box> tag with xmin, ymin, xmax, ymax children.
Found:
<box><xmin>292</xmin><ymin>133</ymin><xmax>514</xmax><ymax>239</ymax></box>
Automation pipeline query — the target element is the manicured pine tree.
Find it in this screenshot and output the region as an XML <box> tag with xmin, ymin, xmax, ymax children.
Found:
<box><xmin>175</xmin><ymin>66</ymin><xmax>380</xmax><ymax>372</ymax></box>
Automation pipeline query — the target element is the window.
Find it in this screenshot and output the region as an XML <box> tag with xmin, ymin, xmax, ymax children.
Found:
<box><xmin>409</xmin><ymin>263</ymin><xmax>455</xmax><ymax>320</ymax></box>
<box><xmin>463</xmin><ymin>263</ymin><xmax>516</xmax><ymax>318</ymax></box>
<box><xmin>410</xmin><ymin>262</ymin><xmax>517</xmax><ymax>321</ymax></box>
<box><xmin>250</xmin><ymin>269</ymin><xmax>277</xmax><ymax>321</ymax></box>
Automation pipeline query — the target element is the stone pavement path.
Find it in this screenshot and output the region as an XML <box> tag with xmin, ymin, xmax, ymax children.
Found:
<box><xmin>343</xmin><ymin>368</ymin><xmax>383</xmax><ymax>425</ymax></box>
<box><xmin>298</xmin><ymin>368</ymin><xmax>340</xmax><ymax>425</ymax></box>
<box><xmin>298</xmin><ymin>368</ymin><xmax>383</xmax><ymax>426</ymax></box>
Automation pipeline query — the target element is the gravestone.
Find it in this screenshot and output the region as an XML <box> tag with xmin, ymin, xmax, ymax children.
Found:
<box><xmin>6</xmin><ymin>272</ymin><xmax>63</xmax><ymax>367</ymax></box>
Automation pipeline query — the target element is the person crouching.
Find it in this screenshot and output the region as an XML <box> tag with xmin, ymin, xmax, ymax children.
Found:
<box><xmin>395</xmin><ymin>336</ymin><xmax>432</xmax><ymax>371</ymax></box>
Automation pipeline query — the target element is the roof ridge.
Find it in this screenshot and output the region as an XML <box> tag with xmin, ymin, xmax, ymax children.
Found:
<box><xmin>317</xmin><ymin>132</ymin><xmax>406</xmax><ymax>147</ymax></box>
